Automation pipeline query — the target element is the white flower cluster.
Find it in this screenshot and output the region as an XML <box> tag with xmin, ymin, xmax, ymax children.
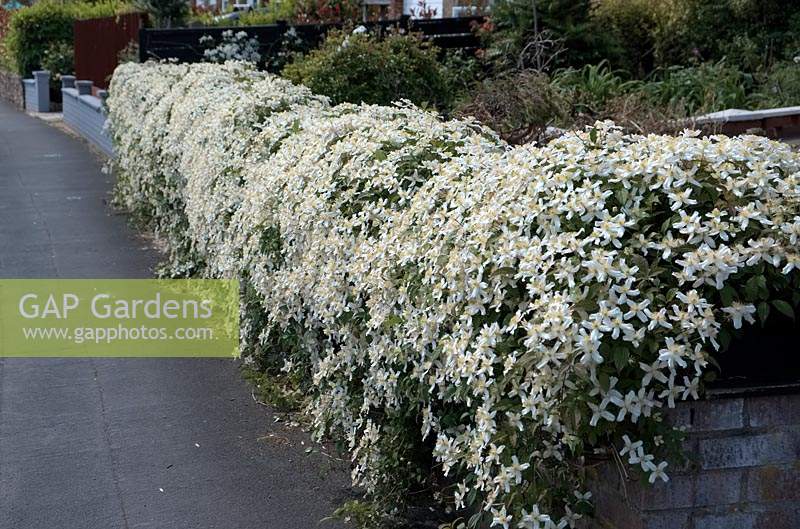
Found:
<box><xmin>201</xmin><ymin>30</ymin><xmax>262</xmax><ymax>63</ymax></box>
<box><xmin>107</xmin><ymin>61</ymin><xmax>800</xmax><ymax>528</ymax></box>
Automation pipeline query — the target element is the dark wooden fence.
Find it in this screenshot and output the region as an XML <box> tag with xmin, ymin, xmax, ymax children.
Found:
<box><xmin>139</xmin><ymin>16</ymin><xmax>483</xmax><ymax>66</ymax></box>
<box><xmin>75</xmin><ymin>13</ymin><xmax>148</xmax><ymax>89</ymax></box>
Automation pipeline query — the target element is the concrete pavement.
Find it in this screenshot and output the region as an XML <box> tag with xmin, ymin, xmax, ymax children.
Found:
<box><xmin>0</xmin><ymin>100</ymin><xmax>349</xmax><ymax>529</ymax></box>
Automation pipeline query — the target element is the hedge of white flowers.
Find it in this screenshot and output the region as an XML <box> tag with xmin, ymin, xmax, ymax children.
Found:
<box><xmin>108</xmin><ymin>61</ymin><xmax>800</xmax><ymax>528</ymax></box>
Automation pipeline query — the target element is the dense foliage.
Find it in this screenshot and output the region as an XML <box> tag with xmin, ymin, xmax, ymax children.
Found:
<box><xmin>109</xmin><ymin>61</ymin><xmax>800</xmax><ymax>529</ymax></box>
<box><xmin>40</xmin><ymin>41</ymin><xmax>75</xmax><ymax>81</ymax></box>
<box><xmin>751</xmin><ymin>60</ymin><xmax>800</xmax><ymax>109</ymax></box>
<box><xmin>456</xmin><ymin>58</ymin><xmax>800</xmax><ymax>146</ymax></box>
<box><xmin>188</xmin><ymin>0</ymin><xmax>360</xmax><ymax>27</ymax></box>
<box><xmin>132</xmin><ymin>0</ymin><xmax>186</xmax><ymax>28</ymax></box>
<box><xmin>283</xmin><ymin>29</ymin><xmax>453</xmax><ymax>109</ymax></box>
<box><xmin>455</xmin><ymin>70</ymin><xmax>566</xmax><ymax>144</ymax></box>
<box><xmin>0</xmin><ymin>7</ymin><xmax>10</xmax><ymax>40</ymax></box>
<box><xmin>0</xmin><ymin>7</ymin><xmax>12</xmax><ymax>71</ymax></box>
<box><xmin>3</xmin><ymin>0</ymin><xmax>132</xmax><ymax>76</ymax></box>
<box><xmin>484</xmin><ymin>0</ymin><xmax>619</xmax><ymax>71</ymax></box>
<box><xmin>488</xmin><ymin>0</ymin><xmax>800</xmax><ymax>76</ymax></box>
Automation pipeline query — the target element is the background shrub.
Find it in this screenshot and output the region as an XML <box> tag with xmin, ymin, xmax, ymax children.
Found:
<box><xmin>577</xmin><ymin>91</ymin><xmax>691</xmax><ymax>135</ymax></box>
<box><xmin>40</xmin><ymin>41</ymin><xmax>75</xmax><ymax>81</ymax></box>
<box><xmin>456</xmin><ymin>64</ymin><xmax>693</xmax><ymax>143</ymax></box>
<box><xmin>132</xmin><ymin>0</ymin><xmax>186</xmax><ymax>28</ymax></box>
<box><xmin>455</xmin><ymin>70</ymin><xmax>566</xmax><ymax>144</ymax></box>
<box><xmin>750</xmin><ymin>61</ymin><xmax>800</xmax><ymax>109</ymax></box>
<box><xmin>282</xmin><ymin>28</ymin><xmax>453</xmax><ymax>110</ymax></box>
<box><xmin>291</xmin><ymin>0</ymin><xmax>360</xmax><ymax>24</ymax></box>
<box><xmin>672</xmin><ymin>0</ymin><xmax>800</xmax><ymax>70</ymax></box>
<box><xmin>643</xmin><ymin>60</ymin><xmax>753</xmax><ymax>114</ymax></box>
<box><xmin>0</xmin><ymin>7</ymin><xmax>13</xmax><ymax>71</ymax></box>
<box><xmin>486</xmin><ymin>0</ymin><xmax>800</xmax><ymax>77</ymax></box>
<box><xmin>5</xmin><ymin>1</ymin><xmax>74</xmax><ymax>77</ymax></box>
<box><xmin>589</xmin><ymin>0</ymin><xmax>664</xmax><ymax>74</ymax></box>
<box><xmin>551</xmin><ymin>61</ymin><xmax>642</xmax><ymax>115</ymax></box>
<box><xmin>188</xmin><ymin>0</ymin><xmax>360</xmax><ymax>26</ymax></box>
<box><xmin>485</xmin><ymin>0</ymin><xmax>620</xmax><ymax>71</ymax></box>
<box><xmin>4</xmin><ymin>0</ymin><xmax>130</xmax><ymax>77</ymax></box>
<box><xmin>237</xmin><ymin>0</ymin><xmax>297</xmax><ymax>25</ymax></box>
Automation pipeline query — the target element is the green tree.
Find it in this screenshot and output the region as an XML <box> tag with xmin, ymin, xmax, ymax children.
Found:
<box><xmin>486</xmin><ymin>0</ymin><xmax>621</xmax><ymax>72</ymax></box>
<box><xmin>132</xmin><ymin>0</ymin><xmax>187</xmax><ymax>28</ymax></box>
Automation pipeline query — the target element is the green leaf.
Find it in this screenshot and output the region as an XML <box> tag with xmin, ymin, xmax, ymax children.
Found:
<box><xmin>613</xmin><ymin>347</ymin><xmax>630</xmax><ymax>371</ymax></box>
<box><xmin>757</xmin><ymin>301</ymin><xmax>770</xmax><ymax>326</ymax></box>
<box><xmin>494</xmin><ymin>266</ymin><xmax>517</xmax><ymax>277</ymax></box>
<box><xmin>467</xmin><ymin>488</ymin><xmax>478</xmax><ymax>507</ymax></box>
<box><xmin>598</xmin><ymin>371</ymin><xmax>610</xmax><ymax>392</ymax></box>
<box><xmin>720</xmin><ymin>285</ymin><xmax>736</xmax><ymax>306</ymax></box>
<box><xmin>743</xmin><ymin>276</ymin><xmax>760</xmax><ymax>301</ymax></box>
<box><xmin>718</xmin><ymin>328</ymin><xmax>732</xmax><ymax>351</ymax></box>
<box><xmin>772</xmin><ymin>300</ymin><xmax>795</xmax><ymax>320</ymax></box>
<box><xmin>755</xmin><ymin>275</ymin><xmax>769</xmax><ymax>300</ymax></box>
<box><xmin>630</xmin><ymin>254</ymin><xmax>650</xmax><ymax>277</ymax></box>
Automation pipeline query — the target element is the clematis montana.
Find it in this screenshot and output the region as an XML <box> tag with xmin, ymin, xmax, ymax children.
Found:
<box><xmin>108</xmin><ymin>61</ymin><xmax>800</xmax><ymax>528</ymax></box>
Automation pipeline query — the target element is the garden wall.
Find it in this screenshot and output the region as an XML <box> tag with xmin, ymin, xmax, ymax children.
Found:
<box><xmin>61</xmin><ymin>76</ymin><xmax>113</xmax><ymax>156</ymax></box>
<box><xmin>0</xmin><ymin>68</ymin><xmax>23</xmax><ymax>109</ymax></box>
<box><xmin>590</xmin><ymin>392</ymin><xmax>800</xmax><ymax>529</ymax></box>
<box><xmin>22</xmin><ymin>70</ymin><xmax>50</xmax><ymax>112</ymax></box>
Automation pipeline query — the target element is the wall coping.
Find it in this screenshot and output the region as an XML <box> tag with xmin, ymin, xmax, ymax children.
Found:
<box><xmin>61</xmin><ymin>80</ymin><xmax>114</xmax><ymax>157</ymax></box>
<box><xmin>707</xmin><ymin>381</ymin><xmax>800</xmax><ymax>399</ymax></box>
<box><xmin>695</xmin><ymin>105</ymin><xmax>800</xmax><ymax>124</ymax></box>
<box><xmin>62</xmin><ymin>86</ymin><xmax>105</xmax><ymax>112</ymax></box>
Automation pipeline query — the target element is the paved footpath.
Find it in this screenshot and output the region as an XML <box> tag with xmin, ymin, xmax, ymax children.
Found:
<box><xmin>0</xmin><ymin>100</ymin><xmax>349</xmax><ymax>529</ymax></box>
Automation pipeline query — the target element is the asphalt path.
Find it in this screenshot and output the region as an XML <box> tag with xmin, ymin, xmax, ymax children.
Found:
<box><xmin>0</xmin><ymin>100</ymin><xmax>349</xmax><ymax>529</ymax></box>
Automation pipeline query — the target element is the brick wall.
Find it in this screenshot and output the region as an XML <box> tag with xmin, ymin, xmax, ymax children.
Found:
<box><xmin>388</xmin><ymin>0</ymin><xmax>404</xmax><ymax>19</ymax></box>
<box><xmin>0</xmin><ymin>68</ymin><xmax>23</xmax><ymax>109</ymax></box>
<box><xmin>589</xmin><ymin>392</ymin><xmax>800</xmax><ymax>529</ymax></box>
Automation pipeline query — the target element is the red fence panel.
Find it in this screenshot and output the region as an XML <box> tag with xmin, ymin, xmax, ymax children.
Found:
<box><xmin>74</xmin><ymin>13</ymin><xmax>147</xmax><ymax>89</ymax></box>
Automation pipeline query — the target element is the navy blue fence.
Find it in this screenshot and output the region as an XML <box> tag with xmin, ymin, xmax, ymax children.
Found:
<box><xmin>139</xmin><ymin>16</ymin><xmax>483</xmax><ymax>66</ymax></box>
